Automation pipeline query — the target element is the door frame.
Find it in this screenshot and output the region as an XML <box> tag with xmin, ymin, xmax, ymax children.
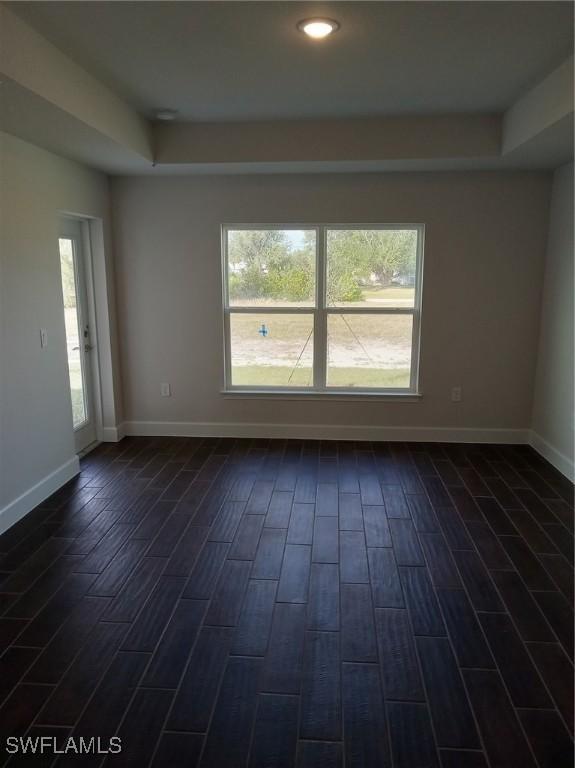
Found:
<box><xmin>59</xmin><ymin>214</ymin><xmax>105</xmax><ymax>453</ymax></box>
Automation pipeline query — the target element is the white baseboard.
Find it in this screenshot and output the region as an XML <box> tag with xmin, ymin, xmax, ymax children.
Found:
<box><xmin>529</xmin><ymin>431</ymin><xmax>575</xmax><ymax>482</ymax></box>
<box><xmin>0</xmin><ymin>456</ymin><xmax>80</xmax><ymax>536</ymax></box>
<box><xmin>121</xmin><ymin>420</ymin><xmax>530</xmax><ymax>444</ymax></box>
<box><xmin>101</xmin><ymin>424</ymin><xmax>125</xmax><ymax>443</ymax></box>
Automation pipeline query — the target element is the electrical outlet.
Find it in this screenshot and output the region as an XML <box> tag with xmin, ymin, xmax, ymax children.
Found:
<box><xmin>40</xmin><ymin>328</ymin><xmax>48</xmax><ymax>348</ymax></box>
<box><xmin>451</xmin><ymin>386</ymin><xmax>462</xmax><ymax>403</ymax></box>
<box><xmin>160</xmin><ymin>382</ymin><xmax>171</xmax><ymax>397</ymax></box>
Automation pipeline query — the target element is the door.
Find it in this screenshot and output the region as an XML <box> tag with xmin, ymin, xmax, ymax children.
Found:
<box><xmin>58</xmin><ymin>218</ymin><xmax>97</xmax><ymax>453</ymax></box>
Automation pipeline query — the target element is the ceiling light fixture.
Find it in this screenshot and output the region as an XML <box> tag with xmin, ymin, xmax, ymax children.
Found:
<box><xmin>297</xmin><ymin>18</ymin><xmax>340</xmax><ymax>39</ymax></box>
<box><xmin>155</xmin><ymin>109</ymin><xmax>178</xmax><ymax>121</ymax></box>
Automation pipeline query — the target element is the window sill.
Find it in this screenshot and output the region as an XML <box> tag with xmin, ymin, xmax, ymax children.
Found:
<box><xmin>220</xmin><ymin>389</ymin><xmax>423</xmax><ymax>403</ymax></box>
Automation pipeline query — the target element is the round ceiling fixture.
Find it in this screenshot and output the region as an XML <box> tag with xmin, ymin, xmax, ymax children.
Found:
<box><xmin>297</xmin><ymin>18</ymin><xmax>340</xmax><ymax>39</ymax></box>
<box><xmin>155</xmin><ymin>109</ymin><xmax>178</xmax><ymax>121</ymax></box>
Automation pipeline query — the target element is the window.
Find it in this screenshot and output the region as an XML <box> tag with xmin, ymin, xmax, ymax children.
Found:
<box><xmin>222</xmin><ymin>225</ymin><xmax>424</xmax><ymax>394</ymax></box>
<box><xmin>59</xmin><ymin>237</ymin><xmax>88</xmax><ymax>427</ymax></box>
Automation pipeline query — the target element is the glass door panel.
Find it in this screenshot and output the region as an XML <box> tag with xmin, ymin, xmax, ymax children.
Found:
<box><xmin>58</xmin><ymin>218</ymin><xmax>96</xmax><ymax>452</ymax></box>
<box><xmin>59</xmin><ymin>237</ymin><xmax>88</xmax><ymax>428</ymax></box>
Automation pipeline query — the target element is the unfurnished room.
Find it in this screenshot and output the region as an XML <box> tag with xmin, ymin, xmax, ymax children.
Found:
<box><xmin>0</xmin><ymin>1</ymin><xmax>574</xmax><ymax>766</ymax></box>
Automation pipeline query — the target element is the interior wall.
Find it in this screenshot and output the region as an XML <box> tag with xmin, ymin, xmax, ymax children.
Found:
<box><xmin>111</xmin><ymin>171</ymin><xmax>552</xmax><ymax>438</ymax></box>
<box><xmin>0</xmin><ymin>132</ymin><xmax>121</xmax><ymax>520</ymax></box>
<box><xmin>532</xmin><ymin>161</ymin><xmax>574</xmax><ymax>478</ymax></box>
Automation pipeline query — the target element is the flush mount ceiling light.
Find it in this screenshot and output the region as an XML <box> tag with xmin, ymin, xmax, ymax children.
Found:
<box><xmin>297</xmin><ymin>17</ymin><xmax>340</xmax><ymax>39</ymax></box>
<box><xmin>155</xmin><ymin>109</ymin><xmax>178</xmax><ymax>121</ymax></box>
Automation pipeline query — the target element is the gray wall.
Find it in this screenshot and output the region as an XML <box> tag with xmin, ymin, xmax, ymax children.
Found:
<box><xmin>0</xmin><ymin>133</ymin><xmax>119</xmax><ymax>516</ymax></box>
<box><xmin>111</xmin><ymin>171</ymin><xmax>551</xmax><ymax>437</ymax></box>
<box><xmin>532</xmin><ymin>162</ymin><xmax>574</xmax><ymax>478</ymax></box>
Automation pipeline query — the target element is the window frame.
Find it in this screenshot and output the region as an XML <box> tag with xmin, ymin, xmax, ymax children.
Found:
<box><xmin>221</xmin><ymin>223</ymin><xmax>425</xmax><ymax>396</ymax></box>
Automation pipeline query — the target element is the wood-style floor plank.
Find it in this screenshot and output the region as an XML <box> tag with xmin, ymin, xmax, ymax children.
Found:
<box><xmin>451</xmin><ymin>550</ymin><xmax>504</xmax><ymax>612</ymax></box>
<box><xmin>87</xmin><ymin>538</ymin><xmax>149</xmax><ymax>597</ymax></box>
<box><xmin>296</xmin><ymin>741</ymin><xmax>342</xmax><ymax>768</ymax></box>
<box><xmin>265</xmin><ymin>491</ymin><xmax>293</xmax><ymax>528</ymax></box>
<box><xmin>152</xmin><ymin>733</ymin><xmax>204</xmax><ymax>768</ymax></box>
<box><xmin>400</xmin><ymin>566</ymin><xmax>445</xmax><ymax>636</ymax></box>
<box><xmin>389</xmin><ymin>518</ymin><xmax>425</xmax><ymax>566</ymax></box>
<box><xmin>339</xmin><ymin>531</ymin><xmax>369</xmax><ymax>583</ymax></box>
<box><xmin>15</xmin><ymin>571</ymin><xmax>96</xmax><ymax>647</ymax></box>
<box><xmin>533</xmin><ymin>590</ymin><xmax>574</xmax><ymax>658</ymax></box>
<box><xmin>419</xmin><ymin>532</ymin><xmax>462</xmax><ymax>588</ymax></box>
<box><xmin>0</xmin><ymin>436</ymin><xmax>571</xmax><ymax>767</ymax></box>
<box><xmin>388</xmin><ymin>701</ymin><xmax>439</xmax><ymax>768</ymax></box>
<box><xmin>287</xmin><ymin>503</ymin><xmax>314</xmax><ymax>545</ymax></box>
<box><xmin>464</xmin><ymin>521</ymin><xmax>513</xmax><ymax>570</ymax></box>
<box><xmin>312</xmin><ymin>516</ymin><xmax>339</xmax><ymax>564</ymax></box>
<box><xmin>463</xmin><ymin>669</ymin><xmax>537</xmax><ymax>768</ymax></box>
<box><xmin>362</xmin><ymin>505</ymin><xmax>391</xmax><ymax>546</ymax></box>
<box><xmin>438</xmin><ymin>751</ymin><xmax>488</xmax><ymax>768</ymax></box>
<box><xmin>0</xmin><ymin>646</ymin><xmax>39</xmax><ymax>705</ymax></box>
<box><xmin>115</xmin><ymin>688</ymin><xmax>174</xmax><ymax>768</ymax></box>
<box><xmin>69</xmin><ymin>651</ymin><xmax>149</xmax><ymax>741</ymax></box>
<box><xmin>416</xmin><ymin>637</ymin><xmax>479</xmax><ymax>748</ymax></box>
<box><xmin>166</xmin><ymin>625</ymin><xmax>231</xmax><ymax>732</ymax></box>
<box><xmin>204</xmin><ymin>559</ymin><xmax>251</xmax><ymax>626</ymax></box>
<box><xmin>518</xmin><ymin>708</ymin><xmax>574</xmax><ymax>768</ymax></box>
<box><xmin>143</xmin><ymin>598</ymin><xmax>206</xmax><ymax>688</ymax></box>
<box><xmin>228</xmin><ymin>514</ymin><xmax>265</xmax><ymax>560</ymax></box>
<box><xmin>316</xmin><ymin>484</ymin><xmax>339</xmax><ymax>518</ymax></box>
<box><xmin>500</xmin><ymin>536</ymin><xmax>556</xmax><ymax>590</ymax></box>
<box><xmin>102</xmin><ymin>556</ymin><xmax>167</xmax><ymax>622</ymax></box>
<box><xmin>249</xmin><ymin>693</ymin><xmax>299</xmax><ymax>768</ymax></box>
<box><xmin>262</xmin><ymin>602</ymin><xmax>306</xmax><ymax>694</ymax></box>
<box><xmin>406</xmin><ymin>494</ymin><xmax>440</xmax><ymax>532</ymax></box>
<box><xmin>37</xmin><ymin>621</ymin><xmax>128</xmax><ymax>725</ymax></box>
<box><xmin>341</xmin><ymin>583</ymin><xmax>377</xmax><ymax>663</ymax></box>
<box><xmin>434</xmin><ymin>506</ymin><xmax>474</xmax><ymax>549</ymax></box>
<box><xmin>277</xmin><ymin>544</ymin><xmax>311</xmax><ymax>603</ymax></box>
<box><xmin>437</xmin><ymin>589</ymin><xmax>495</xmax><ymax>669</ymax></box>
<box><xmin>342</xmin><ymin>662</ymin><xmax>390</xmax><ymax>768</ymax></box>
<box><xmin>121</xmin><ymin>575</ymin><xmax>185</xmax><ymax>652</ymax></box>
<box><xmin>528</xmin><ymin>642</ymin><xmax>574</xmax><ymax>732</ymax></box>
<box><xmin>300</xmin><ymin>631</ymin><xmax>341</xmax><ymax>741</ymax></box>
<box><xmin>200</xmin><ymin>657</ymin><xmax>262</xmax><ymax>768</ymax></box>
<box><xmin>368</xmin><ymin>547</ymin><xmax>403</xmax><ymax>608</ymax></box>
<box><xmin>0</xmin><ymin>683</ymin><xmax>54</xmax><ymax>738</ymax></box>
<box><xmin>182</xmin><ymin>541</ymin><xmax>229</xmax><ymax>599</ymax></box>
<box><xmin>307</xmin><ymin>563</ymin><xmax>339</xmax><ymax>631</ymax></box>
<box><xmin>339</xmin><ymin>494</ymin><xmax>363</xmax><ymax>530</ymax></box>
<box><xmin>478</xmin><ymin>612</ymin><xmax>552</xmax><ymax>707</ymax></box>
<box><xmin>25</xmin><ymin>594</ymin><xmax>109</xmax><ymax>683</ymax></box>
<box><xmin>382</xmin><ymin>485</ymin><xmax>410</xmax><ymax>518</ymax></box>
<box><xmin>538</xmin><ymin>552</ymin><xmax>574</xmax><ymax>603</ymax></box>
<box><xmin>375</xmin><ymin>608</ymin><xmax>424</xmax><ymax>701</ymax></box>
<box><xmin>232</xmin><ymin>579</ymin><xmax>277</xmax><ymax>656</ymax></box>
<box><xmin>252</xmin><ymin>528</ymin><xmax>287</xmax><ymax>580</ymax></box>
<box><xmin>490</xmin><ymin>570</ymin><xmax>555</xmax><ymax>642</ymax></box>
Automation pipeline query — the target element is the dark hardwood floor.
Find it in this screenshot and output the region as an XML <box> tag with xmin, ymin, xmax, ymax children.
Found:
<box><xmin>0</xmin><ymin>437</ymin><xmax>573</xmax><ymax>767</ymax></box>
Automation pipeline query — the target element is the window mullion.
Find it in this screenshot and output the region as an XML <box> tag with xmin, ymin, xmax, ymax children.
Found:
<box><xmin>410</xmin><ymin>306</ymin><xmax>420</xmax><ymax>393</ymax></box>
<box><xmin>223</xmin><ymin>308</ymin><xmax>231</xmax><ymax>389</ymax></box>
<box><xmin>314</xmin><ymin>226</ymin><xmax>327</xmax><ymax>390</ymax></box>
